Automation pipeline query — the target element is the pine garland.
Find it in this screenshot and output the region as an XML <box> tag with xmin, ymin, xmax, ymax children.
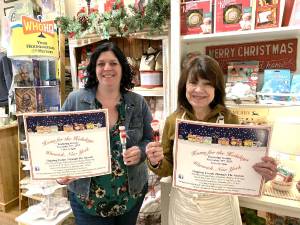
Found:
<box><xmin>55</xmin><ymin>0</ymin><xmax>170</xmax><ymax>39</ymax></box>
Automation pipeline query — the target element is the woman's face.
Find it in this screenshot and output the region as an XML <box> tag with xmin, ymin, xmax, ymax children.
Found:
<box><xmin>186</xmin><ymin>76</ymin><xmax>215</xmax><ymax>111</ymax></box>
<box><xmin>96</xmin><ymin>50</ymin><xmax>122</xmax><ymax>89</ymax></box>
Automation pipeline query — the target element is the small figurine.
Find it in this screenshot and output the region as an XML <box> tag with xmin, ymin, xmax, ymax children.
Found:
<box><xmin>201</xmin><ymin>17</ymin><xmax>212</xmax><ymax>34</ymax></box>
<box><xmin>239</xmin><ymin>12</ymin><xmax>252</xmax><ymax>30</ymax></box>
<box><xmin>151</xmin><ymin>120</ymin><xmax>160</xmax><ymax>142</ymax></box>
<box><xmin>119</xmin><ymin>126</ymin><xmax>127</xmax><ymax>154</ymax></box>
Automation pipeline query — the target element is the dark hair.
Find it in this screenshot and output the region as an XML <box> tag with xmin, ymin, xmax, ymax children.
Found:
<box><xmin>177</xmin><ymin>54</ymin><xmax>226</xmax><ymax>112</ymax></box>
<box><xmin>85</xmin><ymin>40</ymin><xmax>135</xmax><ymax>92</ymax></box>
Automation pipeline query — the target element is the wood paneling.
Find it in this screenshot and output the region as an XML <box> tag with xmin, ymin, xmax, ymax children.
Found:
<box><xmin>0</xmin><ymin>124</ymin><xmax>19</xmax><ymax>212</ymax></box>
<box><xmin>110</xmin><ymin>37</ymin><xmax>161</xmax><ymax>59</ymax></box>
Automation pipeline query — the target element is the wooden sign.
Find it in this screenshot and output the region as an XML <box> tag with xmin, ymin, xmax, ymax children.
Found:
<box><xmin>206</xmin><ymin>39</ymin><xmax>297</xmax><ymax>73</ymax></box>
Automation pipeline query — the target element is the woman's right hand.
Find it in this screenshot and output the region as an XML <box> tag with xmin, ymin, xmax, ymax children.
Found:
<box><xmin>56</xmin><ymin>176</ymin><xmax>76</xmax><ymax>185</ymax></box>
<box><xmin>146</xmin><ymin>142</ymin><xmax>164</xmax><ymax>167</ymax></box>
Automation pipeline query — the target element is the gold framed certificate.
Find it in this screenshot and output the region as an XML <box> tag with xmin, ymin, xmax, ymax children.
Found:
<box><xmin>173</xmin><ymin>119</ymin><xmax>271</xmax><ymax>197</ymax></box>
<box><xmin>23</xmin><ymin>110</ymin><xmax>111</xmax><ymax>180</ymax></box>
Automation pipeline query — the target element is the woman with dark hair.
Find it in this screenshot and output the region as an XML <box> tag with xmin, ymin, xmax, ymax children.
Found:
<box><xmin>146</xmin><ymin>54</ymin><xmax>277</xmax><ymax>225</ymax></box>
<box><xmin>58</xmin><ymin>41</ymin><xmax>152</xmax><ymax>225</ymax></box>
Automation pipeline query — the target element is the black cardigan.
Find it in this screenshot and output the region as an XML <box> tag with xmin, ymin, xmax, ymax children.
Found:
<box><xmin>0</xmin><ymin>52</ymin><xmax>13</xmax><ymax>106</ymax></box>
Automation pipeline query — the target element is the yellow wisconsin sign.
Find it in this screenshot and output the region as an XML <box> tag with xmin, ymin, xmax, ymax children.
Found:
<box><xmin>8</xmin><ymin>16</ymin><xmax>58</xmax><ymax>59</ymax></box>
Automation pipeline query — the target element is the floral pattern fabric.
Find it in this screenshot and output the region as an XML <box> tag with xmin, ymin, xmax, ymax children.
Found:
<box><xmin>75</xmin><ymin>97</ymin><xmax>143</xmax><ymax>217</ymax></box>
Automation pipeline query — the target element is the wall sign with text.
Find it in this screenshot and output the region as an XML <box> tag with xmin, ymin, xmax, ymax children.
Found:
<box><xmin>206</xmin><ymin>39</ymin><xmax>297</xmax><ymax>73</ymax></box>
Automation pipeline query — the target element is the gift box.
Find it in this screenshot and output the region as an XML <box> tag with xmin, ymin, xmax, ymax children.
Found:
<box><xmin>181</xmin><ymin>0</ymin><xmax>212</xmax><ymax>35</ymax></box>
<box><xmin>140</xmin><ymin>71</ymin><xmax>163</xmax><ymax>88</ymax></box>
<box><xmin>214</xmin><ymin>0</ymin><xmax>254</xmax><ymax>32</ymax></box>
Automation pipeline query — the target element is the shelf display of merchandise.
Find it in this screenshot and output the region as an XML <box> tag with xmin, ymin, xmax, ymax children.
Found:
<box><xmin>166</xmin><ymin>1</ymin><xmax>300</xmax><ymax>225</ymax></box>
<box><xmin>68</xmin><ymin>35</ymin><xmax>170</xmax><ymax>121</ymax></box>
<box><xmin>11</xmin><ymin>57</ymin><xmax>70</xmax><ymax>223</ymax></box>
<box><xmin>2</xmin><ymin>0</ymin><xmax>71</xmax><ymax>220</ymax></box>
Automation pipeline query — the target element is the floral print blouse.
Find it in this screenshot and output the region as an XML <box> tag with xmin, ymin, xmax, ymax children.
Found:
<box><xmin>75</xmin><ymin>96</ymin><xmax>143</xmax><ymax>217</ymax></box>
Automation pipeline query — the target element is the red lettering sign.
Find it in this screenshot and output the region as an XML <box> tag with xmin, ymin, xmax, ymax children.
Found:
<box><xmin>22</xmin><ymin>16</ymin><xmax>55</xmax><ymax>36</ymax></box>
<box><xmin>206</xmin><ymin>39</ymin><xmax>297</xmax><ymax>73</ymax></box>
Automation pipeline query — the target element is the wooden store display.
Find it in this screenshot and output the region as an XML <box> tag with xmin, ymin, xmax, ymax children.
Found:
<box><xmin>68</xmin><ymin>34</ymin><xmax>171</xmax><ymax>119</ymax></box>
<box><xmin>165</xmin><ymin>1</ymin><xmax>300</xmax><ymax>224</ymax></box>
<box><xmin>0</xmin><ymin>124</ymin><xmax>19</xmax><ymax>212</ymax></box>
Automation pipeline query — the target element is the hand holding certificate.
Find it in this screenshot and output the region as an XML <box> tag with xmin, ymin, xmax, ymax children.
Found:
<box><xmin>173</xmin><ymin>119</ymin><xmax>272</xmax><ymax>197</ymax></box>
<box><xmin>23</xmin><ymin>110</ymin><xmax>111</xmax><ymax>180</ymax></box>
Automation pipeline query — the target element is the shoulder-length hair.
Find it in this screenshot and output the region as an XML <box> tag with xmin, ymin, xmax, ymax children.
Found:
<box><xmin>85</xmin><ymin>40</ymin><xmax>135</xmax><ymax>92</ymax></box>
<box><xmin>177</xmin><ymin>54</ymin><xmax>226</xmax><ymax>112</ymax></box>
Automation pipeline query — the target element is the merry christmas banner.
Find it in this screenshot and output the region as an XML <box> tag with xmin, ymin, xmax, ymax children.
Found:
<box><xmin>23</xmin><ymin>110</ymin><xmax>111</xmax><ymax>180</ymax></box>
<box><xmin>173</xmin><ymin>119</ymin><xmax>271</xmax><ymax>197</ymax></box>
<box><xmin>8</xmin><ymin>16</ymin><xmax>58</xmax><ymax>59</ymax></box>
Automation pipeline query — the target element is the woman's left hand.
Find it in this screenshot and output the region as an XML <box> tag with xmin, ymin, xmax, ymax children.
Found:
<box><xmin>123</xmin><ymin>146</ymin><xmax>141</xmax><ymax>166</ymax></box>
<box><xmin>253</xmin><ymin>156</ymin><xmax>278</xmax><ymax>182</ymax></box>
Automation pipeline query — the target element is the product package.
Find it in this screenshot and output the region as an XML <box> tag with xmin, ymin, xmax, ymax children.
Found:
<box><xmin>214</xmin><ymin>0</ymin><xmax>254</xmax><ymax>32</ymax></box>
<box><xmin>181</xmin><ymin>0</ymin><xmax>212</xmax><ymax>35</ymax></box>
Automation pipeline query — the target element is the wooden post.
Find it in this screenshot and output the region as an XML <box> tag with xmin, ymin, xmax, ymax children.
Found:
<box><xmin>58</xmin><ymin>30</ymin><xmax>66</xmax><ymax>104</ymax></box>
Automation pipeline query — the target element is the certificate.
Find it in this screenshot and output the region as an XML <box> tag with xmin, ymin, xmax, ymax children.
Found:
<box><xmin>23</xmin><ymin>110</ymin><xmax>111</xmax><ymax>180</ymax></box>
<box><xmin>173</xmin><ymin>119</ymin><xmax>271</xmax><ymax>197</ymax></box>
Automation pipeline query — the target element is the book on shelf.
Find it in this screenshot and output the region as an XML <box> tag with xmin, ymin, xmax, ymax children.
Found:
<box><xmin>214</xmin><ymin>0</ymin><xmax>254</xmax><ymax>33</ymax></box>
<box><xmin>254</xmin><ymin>0</ymin><xmax>285</xmax><ymax>29</ymax></box>
<box><xmin>15</xmin><ymin>86</ymin><xmax>60</xmax><ymax>114</ymax></box>
<box><xmin>32</xmin><ymin>59</ymin><xmax>41</xmax><ymax>86</ymax></box>
<box><xmin>260</xmin><ymin>69</ymin><xmax>291</xmax><ymax>102</ymax></box>
<box><xmin>12</xmin><ymin>60</ymin><xmax>34</xmax><ymax>87</ymax></box>
<box><xmin>37</xmin><ymin>86</ymin><xmax>60</xmax><ymax>112</ymax></box>
<box><xmin>180</xmin><ymin>0</ymin><xmax>212</xmax><ymax>35</ymax></box>
<box><xmin>15</xmin><ymin>87</ymin><xmax>37</xmax><ymax>114</ymax></box>
<box><xmin>13</xmin><ymin>59</ymin><xmax>58</xmax><ymax>87</ymax></box>
<box><xmin>290</xmin><ymin>74</ymin><xmax>300</xmax><ymax>102</ymax></box>
<box><xmin>39</xmin><ymin>60</ymin><xmax>57</xmax><ymax>85</ymax></box>
<box><xmin>225</xmin><ymin>61</ymin><xmax>259</xmax><ymax>102</ymax></box>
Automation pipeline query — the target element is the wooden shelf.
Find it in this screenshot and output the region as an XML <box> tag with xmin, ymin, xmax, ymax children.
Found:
<box><xmin>0</xmin><ymin>123</ymin><xmax>17</xmax><ymax>131</ymax></box>
<box><xmin>239</xmin><ymin>194</ymin><xmax>300</xmax><ymax>218</ymax></box>
<box><xmin>226</xmin><ymin>102</ymin><xmax>300</xmax><ymax>108</ymax></box>
<box><xmin>69</xmin><ymin>31</ymin><xmax>168</xmax><ymax>48</ymax></box>
<box><xmin>181</xmin><ymin>26</ymin><xmax>300</xmax><ymax>43</ymax></box>
<box><xmin>21</xmin><ymin>193</ymin><xmax>44</xmax><ymax>202</ymax></box>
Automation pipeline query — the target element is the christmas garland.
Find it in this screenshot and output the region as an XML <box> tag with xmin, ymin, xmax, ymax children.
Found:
<box><xmin>55</xmin><ymin>0</ymin><xmax>170</xmax><ymax>39</ymax></box>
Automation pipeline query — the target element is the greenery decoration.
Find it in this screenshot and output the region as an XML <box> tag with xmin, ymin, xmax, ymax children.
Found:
<box><xmin>55</xmin><ymin>0</ymin><xmax>170</xmax><ymax>39</ymax></box>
